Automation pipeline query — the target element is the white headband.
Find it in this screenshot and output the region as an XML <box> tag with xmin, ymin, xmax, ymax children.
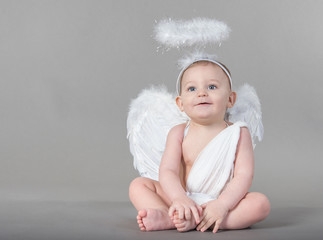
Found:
<box><xmin>176</xmin><ymin>58</ymin><xmax>232</xmax><ymax>95</ymax></box>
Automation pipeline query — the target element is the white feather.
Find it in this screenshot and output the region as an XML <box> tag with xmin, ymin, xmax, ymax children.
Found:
<box><xmin>154</xmin><ymin>18</ymin><xmax>231</xmax><ymax>49</ymax></box>
<box><xmin>127</xmin><ymin>85</ymin><xmax>188</xmax><ymax>180</ymax></box>
<box><xmin>227</xmin><ymin>84</ymin><xmax>264</xmax><ymax>148</ymax></box>
<box><xmin>177</xmin><ymin>51</ymin><xmax>218</xmax><ymax>70</ymax></box>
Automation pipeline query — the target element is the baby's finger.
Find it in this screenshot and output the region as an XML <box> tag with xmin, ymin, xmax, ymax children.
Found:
<box><xmin>212</xmin><ymin>220</ymin><xmax>222</xmax><ymax>234</ymax></box>
<box><xmin>196</xmin><ymin>216</ymin><xmax>208</xmax><ymax>231</ymax></box>
<box><xmin>178</xmin><ymin>207</ymin><xmax>184</xmax><ymax>219</ymax></box>
<box><xmin>191</xmin><ymin>207</ymin><xmax>200</xmax><ymax>224</ymax></box>
<box><xmin>197</xmin><ymin>205</ymin><xmax>203</xmax><ymax>216</ymax></box>
<box><xmin>200</xmin><ymin>218</ymin><xmax>215</xmax><ymax>232</ymax></box>
<box><xmin>168</xmin><ymin>206</ymin><xmax>176</xmax><ymax>218</ymax></box>
<box><xmin>184</xmin><ymin>207</ymin><xmax>191</xmax><ymax>220</ymax></box>
<box><xmin>197</xmin><ymin>210</ymin><xmax>208</xmax><ymax>229</ymax></box>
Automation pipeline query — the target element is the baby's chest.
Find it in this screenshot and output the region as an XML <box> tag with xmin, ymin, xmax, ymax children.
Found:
<box><xmin>182</xmin><ymin>139</ymin><xmax>209</xmax><ymax>165</ymax></box>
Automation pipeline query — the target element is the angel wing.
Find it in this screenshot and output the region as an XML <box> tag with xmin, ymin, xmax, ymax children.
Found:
<box><xmin>227</xmin><ymin>84</ymin><xmax>264</xmax><ymax>148</ymax></box>
<box><xmin>127</xmin><ymin>85</ymin><xmax>188</xmax><ymax>180</ymax></box>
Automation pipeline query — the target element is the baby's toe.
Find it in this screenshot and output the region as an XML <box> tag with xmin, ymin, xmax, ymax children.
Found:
<box><xmin>138</xmin><ymin>222</ymin><xmax>146</xmax><ymax>231</ymax></box>
<box><xmin>138</xmin><ymin>209</ymin><xmax>147</xmax><ymax>218</ymax></box>
<box><xmin>175</xmin><ymin>222</ymin><xmax>186</xmax><ymax>228</ymax></box>
<box><xmin>177</xmin><ymin>226</ymin><xmax>188</xmax><ymax>232</ymax></box>
<box><xmin>173</xmin><ymin>218</ymin><xmax>182</xmax><ymax>224</ymax></box>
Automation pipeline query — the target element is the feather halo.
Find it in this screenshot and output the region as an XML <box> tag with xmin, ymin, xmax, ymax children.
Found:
<box><xmin>154</xmin><ymin>18</ymin><xmax>231</xmax><ymax>49</ymax></box>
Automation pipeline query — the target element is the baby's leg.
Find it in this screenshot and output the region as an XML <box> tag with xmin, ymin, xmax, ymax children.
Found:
<box><xmin>129</xmin><ymin>177</ymin><xmax>175</xmax><ymax>231</ymax></box>
<box><xmin>220</xmin><ymin>192</ymin><xmax>270</xmax><ymax>230</ymax></box>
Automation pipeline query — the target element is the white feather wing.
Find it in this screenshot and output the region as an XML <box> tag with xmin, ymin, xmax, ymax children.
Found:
<box><xmin>127</xmin><ymin>86</ymin><xmax>188</xmax><ymax>180</ymax></box>
<box><xmin>227</xmin><ymin>84</ymin><xmax>264</xmax><ymax>148</ymax></box>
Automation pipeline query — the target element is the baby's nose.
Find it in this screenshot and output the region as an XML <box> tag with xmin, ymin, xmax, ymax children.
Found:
<box><xmin>198</xmin><ymin>89</ymin><xmax>208</xmax><ymax>97</ymax></box>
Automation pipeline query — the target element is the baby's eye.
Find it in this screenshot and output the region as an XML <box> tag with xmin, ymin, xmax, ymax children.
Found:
<box><xmin>188</xmin><ymin>87</ymin><xmax>196</xmax><ymax>92</ymax></box>
<box><xmin>208</xmin><ymin>85</ymin><xmax>217</xmax><ymax>90</ymax></box>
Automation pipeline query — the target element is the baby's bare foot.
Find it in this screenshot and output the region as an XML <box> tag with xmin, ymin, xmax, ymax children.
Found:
<box><xmin>173</xmin><ymin>212</ymin><xmax>197</xmax><ymax>232</ymax></box>
<box><xmin>136</xmin><ymin>208</ymin><xmax>175</xmax><ymax>231</ymax></box>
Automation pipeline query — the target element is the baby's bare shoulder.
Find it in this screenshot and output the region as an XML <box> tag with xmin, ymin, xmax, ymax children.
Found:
<box><xmin>168</xmin><ymin>123</ymin><xmax>186</xmax><ymax>140</ymax></box>
<box><xmin>239</xmin><ymin>126</ymin><xmax>251</xmax><ymax>139</ymax></box>
<box><xmin>237</xmin><ymin>126</ymin><xmax>253</xmax><ymax>150</ymax></box>
<box><xmin>171</xmin><ymin>123</ymin><xmax>186</xmax><ymax>131</ymax></box>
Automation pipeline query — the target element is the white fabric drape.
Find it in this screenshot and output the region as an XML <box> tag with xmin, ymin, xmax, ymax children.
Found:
<box><xmin>186</xmin><ymin>121</ymin><xmax>247</xmax><ymax>205</ymax></box>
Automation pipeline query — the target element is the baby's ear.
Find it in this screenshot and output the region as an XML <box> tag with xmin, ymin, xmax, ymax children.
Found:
<box><xmin>227</xmin><ymin>91</ymin><xmax>236</xmax><ymax>108</ymax></box>
<box><xmin>176</xmin><ymin>96</ymin><xmax>184</xmax><ymax>112</ymax></box>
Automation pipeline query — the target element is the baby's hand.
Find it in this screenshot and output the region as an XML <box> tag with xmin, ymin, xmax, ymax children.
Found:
<box><xmin>196</xmin><ymin>200</ymin><xmax>229</xmax><ymax>233</ymax></box>
<box><xmin>168</xmin><ymin>196</ymin><xmax>202</xmax><ymax>224</ymax></box>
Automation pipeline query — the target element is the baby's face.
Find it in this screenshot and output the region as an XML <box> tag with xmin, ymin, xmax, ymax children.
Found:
<box><xmin>176</xmin><ymin>62</ymin><xmax>234</xmax><ymax>123</ymax></box>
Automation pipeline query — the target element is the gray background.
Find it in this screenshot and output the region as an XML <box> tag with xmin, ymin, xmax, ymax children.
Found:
<box><xmin>1</xmin><ymin>0</ymin><xmax>323</xmax><ymax>209</ymax></box>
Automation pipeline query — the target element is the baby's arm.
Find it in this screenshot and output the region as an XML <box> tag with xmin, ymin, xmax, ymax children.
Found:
<box><xmin>159</xmin><ymin>124</ymin><xmax>202</xmax><ymax>223</ymax></box>
<box><xmin>197</xmin><ymin>127</ymin><xmax>254</xmax><ymax>233</ymax></box>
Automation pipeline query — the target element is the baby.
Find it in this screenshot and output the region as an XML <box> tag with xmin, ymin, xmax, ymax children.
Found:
<box><xmin>129</xmin><ymin>60</ymin><xmax>270</xmax><ymax>233</ymax></box>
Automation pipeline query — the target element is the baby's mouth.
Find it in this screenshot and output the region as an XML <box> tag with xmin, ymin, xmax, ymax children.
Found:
<box><xmin>197</xmin><ymin>102</ymin><xmax>211</xmax><ymax>106</ymax></box>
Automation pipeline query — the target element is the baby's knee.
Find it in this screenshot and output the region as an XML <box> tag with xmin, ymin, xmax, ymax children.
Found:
<box><xmin>129</xmin><ymin>177</ymin><xmax>155</xmax><ymax>194</ymax></box>
<box><xmin>252</xmin><ymin>193</ymin><xmax>271</xmax><ymax>220</ymax></box>
<box><xmin>129</xmin><ymin>177</ymin><xmax>145</xmax><ymax>191</ymax></box>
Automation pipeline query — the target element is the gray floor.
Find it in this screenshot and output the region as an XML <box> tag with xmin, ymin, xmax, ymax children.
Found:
<box><xmin>0</xmin><ymin>201</ymin><xmax>322</xmax><ymax>240</ymax></box>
